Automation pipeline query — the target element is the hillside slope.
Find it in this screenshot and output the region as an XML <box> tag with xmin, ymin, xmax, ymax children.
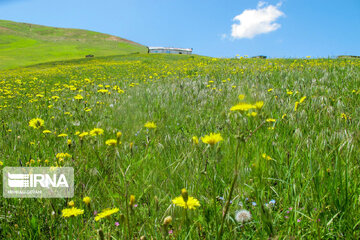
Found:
<box><xmin>0</xmin><ymin>20</ymin><xmax>147</xmax><ymax>69</ymax></box>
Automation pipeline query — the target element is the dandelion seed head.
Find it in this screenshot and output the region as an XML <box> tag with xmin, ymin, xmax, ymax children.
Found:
<box><xmin>235</xmin><ymin>209</ymin><xmax>252</xmax><ymax>223</ymax></box>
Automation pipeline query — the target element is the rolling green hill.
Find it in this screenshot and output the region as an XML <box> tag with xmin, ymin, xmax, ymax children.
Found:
<box><xmin>0</xmin><ymin>20</ymin><xmax>148</xmax><ymax>69</ymax></box>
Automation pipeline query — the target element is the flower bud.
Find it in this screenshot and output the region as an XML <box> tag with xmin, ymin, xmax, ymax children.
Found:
<box><xmin>129</xmin><ymin>195</ymin><xmax>135</xmax><ymax>207</ymax></box>
<box><xmin>163</xmin><ymin>216</ymin><xmax>172</xmax><ymax>226</ymax></box>
<box><xmin>181</xmin><ymin>188</ymin><xmax>188</xmax><ymax>203</ymax></box>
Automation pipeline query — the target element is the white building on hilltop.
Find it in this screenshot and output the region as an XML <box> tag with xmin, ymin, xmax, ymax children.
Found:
<box><xmin>148</xmin><ymin>47</ymin><xmax>192</xmax><ymax>55</ymax></box>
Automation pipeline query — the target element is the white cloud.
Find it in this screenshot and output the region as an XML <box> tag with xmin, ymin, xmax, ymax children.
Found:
<box><xmin>231</xmin><ymin>2</ymin><xmax>284</xmax><ymax>39</ymax></box>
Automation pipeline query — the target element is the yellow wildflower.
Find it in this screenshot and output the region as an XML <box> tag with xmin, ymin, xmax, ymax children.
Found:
<box><xmin>83</xmin><ymin>196</ymin><xmax>91</xmax><ymax>205</ymax></box>
<box><xmin>43</xmin><ymin>130</ymin><xmax>52</xmax><ymax>134</ymax></box>
<box><xmin>97</xmin><ymin>89</ymin><xmax>109</xmax><ymax>93</ymax></box>
<box><xmin>254</xmin><ymin>101</ymin><xmax>264</xmax><ymax>109</ymax></box>
<box><xmin>262</xmin><ymin>153</ymin><xmax>272</xmax><ymax>160</ymax></box>
<box><xmin>105</xmin><ymin>139</ymin><xmax>117</xmax><ymax>146</ymax></box>
<box><xmin>266</xmin><ymin>118</ymin><xmax>276</xmax><ymax>123</ymax></box>
<box><xmin>29</xmin><ymin>118</ymin><xmax>44</xmax><ymax>129</ymax></box>
<box><xmin>90</xmin><ymin>128</ymin><xmax>104</xmax><ymax>136</ymax></box>
<box><xmin>192</xmin><ymin>136</ymin><xmax>199</xmax><ymax>145</ymax></box>
<box><xmin>172</xmin><ymin>189</ymin><xmax>200</xmax><ymax>210</ymax></box>
<box><xmin>74</xmin><ymin>94</ymin><xmax>83</xmax><ymax>100</ymax></box>
<box><xmin>58</xmin><ymin>133</ymin><xmax>68</xmax><ymax>137</ymax></box>
<box><xmin>56</xmin><ymin>153</ymin><xmax>72</xmax><ymax>159</ymax></box>
<box><xmin>299</xmin><ymin>96</ymin><xmax>307</xmax><ymax>103</ymax></box>
<box><xmin>79</xmin><ymin>132</ymin><xmax>89</xmax><ymax>138</ymax></box>
<box><xmin>62</xmin><ymin>207</ymin><xmax>84</xmax><ymax>218</ymax></box>
<box><xmin>230</xmin><ymin>102</ymin><xmax>255</xmax><ymax>112</ymax></box>
<box><xmin>95</xmin><ymin>208</ymin><xmax>119</xmax><ymax>221</ymax></box>
<box><xmin>129</xmin><ymin>195</ymin><xmax>135</xmax><ymax>207</ymax></box>
<box><xmin>201</xmin><ymin>133</ymin><xmax>223</xmax><ymax>145</ymax></box>
<box><xmin>247</xmin><ymin>112</ymin><xmax>258</xmax><ymax>117</ymax></box>
<box><xmin>144</xmin><ymin>121</ymin><xmax>157</xmax><ymax>129</ymax></box>
<box><xmin>68</xmin><ymin>200</ymin><xmax>75</xmax><ymax>207</ymax></box>
<box><xmin>294</xmin><ymin>101</ymin><xmax>300</xmax><ymax>111</ymax></box>
<box><xmin>238</xmin><ymin>94</ymin><xmax>245</xmax><ymax>100</ymax></box>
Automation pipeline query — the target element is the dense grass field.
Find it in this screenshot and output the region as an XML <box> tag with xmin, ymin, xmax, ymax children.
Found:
<box><xmin>0</xmin><ymin>20</ymin><xmax>147</xmax><ymax>70</ymax></box>
<box><xmin>0</xmin><ymin>54</ymin><xmax>359</xmax><ymax>239</ymax></box>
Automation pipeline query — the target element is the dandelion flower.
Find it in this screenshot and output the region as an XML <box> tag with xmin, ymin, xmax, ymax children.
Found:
<box><xmin>56</xmin><ymin>153</ymin><xmax>72</xmax><ymax>159</ymax></box>
<box><xmin>230</xmin><ymin>103</ymin><xmax>255</xmax><ymax>112</ymax></box>
<box><xmin>0</xmin><ymin>161</ymin><xmax>3</xmax><ymax>166</ymax></box>
<box><xmin>254</xmin><ymin>101</ymin><xmax>264</xmax><ymax>109</ymax></box>
<box><xmin>83</xmin><ymin>196</ymin><xmax>91</xmax><ymax>205</ymax></box>
<box><xmin>266</xmin><ymin>118</ymin><xmax>276</xmax><ymax>123</ymax></box>
<box><xmin>58</xmin><ymin>133</ymin><xmax>68</xmax><ymax>137</ymax></box>
<box><xmin>238</xmin><ymin>94</ymin><xmax>245</xmax><ymax>100</ymax></box>
<box><xmin>105</xmin><ymin>139</ymin><xmax>117</xmax><ymax>146</ymax></box>
<box><xmin>247</xmin><ymin>112</ymin><xmax>257</xmax><ymax>117</ymax></box>
<box><xmin>90</xmin><ymin>128</ymin><xmax>104</xmax><ymax>136</ymax></box>
<box><xmin>144</xmin><ymin>121</ymin><xmax>157</xmax><ymax>129</ymax></box>
<box><xmin>97</xmin><ymin>89</ymin><xmax>109</xmax><ymax>94</ymax></box>
<box><xmin>235</xmin><ymin>209</ymin><xmax>252</xmax><ymax>223</ymax></box>
<box><xmin>262</xmin><ymin>153</ymin><xmax>272</xmax><ymax>160</ymax></box>
<box><xmin>29</xmin><ymin>118</ymin><xmax>44</xmax><ymax>129</ymax></box>
<box><xmin>116</xmin><ymin>132</ymin><xmax>122</xmax><ymax>138</ymax></box>
<box><xmin>95</xmin><ymin>208</ymin><xmax>119</xmax><ymax>221</ymax></box>
<box><xmin>62</xmin><ymin>207</ymin><xmax>84</xmax><ymax>218</ymax></box>
<box><xmin>74</xmin><ymin>94</ymin><xmax>83</xmax><ymax>100</ymax></box>
<box><xmin>299</xmin><ymin>96</ymin><xmax>306</xmax><ymax>103</ymax></box>
<box><xmin>172</xmin><ymin>188</ymin><xmax>200</xmax><ymax>210</ymax></box>
<box><xmin>192</xmin><ymin>136</ymin><xmax>199</xmax><ymax>145</ymax></box>
<box><xmin>79</xmin><ymin>132</ymin><xmax>89</xmax><ymax>138</ymax></box>
<box><xmin>294</xmin><ymin>102</ymin><xmax>300</xmax><ymax>111</ymax></box>
<box><xmin>68</xmin><ymin>200</ymin><xmax>75</xmax><ymax>207</ymax></box>
<box><xmin>341</xmin><ymin>113</ymin><xmax>347</xmax><ymax>120</ymax></box>
<box><xmin>201</xmin><ymin>133</ymin><xmax>223</xmax><ymax>145</ymax></box>
<box><xmin>43</xmin><ymin>130</ymin><xmax>52</xmax><ymax>134</ymax></box>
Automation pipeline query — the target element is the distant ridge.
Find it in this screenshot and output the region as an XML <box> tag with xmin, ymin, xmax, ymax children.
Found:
<box><xmin>0</xmin><ymin>20</ymin><xmax>147</xmax><ymax>69</ymax></box>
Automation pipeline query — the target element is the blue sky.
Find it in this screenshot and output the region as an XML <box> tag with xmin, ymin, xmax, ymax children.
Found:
<box><xmin>0</xmin><ymin>0</ymin><xmax>359</xmax><ymax>58</ymax></box>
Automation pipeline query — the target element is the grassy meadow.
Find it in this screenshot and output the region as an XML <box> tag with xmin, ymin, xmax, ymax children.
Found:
<box><xmin>0</xmin><ymin>20</ymin><xmax>147</xmax><ymax>70</ymax></box>
<box><xmin>0</xmin><ymin>54</ymin><xmax>360</xmax><ymax>239</ymax></box>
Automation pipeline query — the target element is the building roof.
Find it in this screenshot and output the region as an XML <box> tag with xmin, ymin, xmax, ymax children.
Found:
<box><xmin>148</xmin><ymin>47</ymin><xmax>192</xmax><ymax>51</ymax></box>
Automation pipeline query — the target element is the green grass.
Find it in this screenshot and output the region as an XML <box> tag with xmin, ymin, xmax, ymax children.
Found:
<box><xmin>0</xmin><ymin>20</ymin><xmax>148</xmax><ymax>69</ymax></box>
<box><xmin>0</xmin><ymin>54</ymin><xmax>359</xmax><ymax>239</ymax></box>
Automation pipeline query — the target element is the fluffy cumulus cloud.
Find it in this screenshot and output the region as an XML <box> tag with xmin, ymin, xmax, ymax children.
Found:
<box><xmin>231</xmin><ymin>1</ymin><xmax>284</xmax><ymax>39</ymax></box>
